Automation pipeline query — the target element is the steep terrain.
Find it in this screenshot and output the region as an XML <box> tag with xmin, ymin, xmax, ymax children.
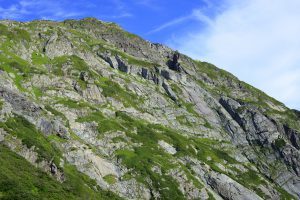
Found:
<box><xmin>0</xmin><ymin>18</ymin><xmax>299</xmax><ymax>199</ymax></box>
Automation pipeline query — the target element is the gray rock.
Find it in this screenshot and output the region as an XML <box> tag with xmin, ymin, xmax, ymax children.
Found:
<box><xmin>206</xmin><ymin>171</ymin><xmax>262</xmax><ymax>200</ymax></box>
<box><xmin>162</xmin><ymin>81</ymin><xmax>177</xmax><ymax>101</ymax></box>
<box><xmin>158</xmin><ymin>140</ymin><xmax>177</xmax><ymax>155</ymax></box>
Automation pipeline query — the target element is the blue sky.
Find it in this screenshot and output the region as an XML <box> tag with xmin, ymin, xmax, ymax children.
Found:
<box><xmin>0</xmin><ymin>0</ymin><xmax>300</xmax><ymax>110</ymax></box>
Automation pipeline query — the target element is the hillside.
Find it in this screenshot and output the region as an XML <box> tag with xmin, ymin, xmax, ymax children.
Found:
<box><xmin>0</xmin><ymin>18</ymin><xmax>299</xmax><ymax>199</ymax></box>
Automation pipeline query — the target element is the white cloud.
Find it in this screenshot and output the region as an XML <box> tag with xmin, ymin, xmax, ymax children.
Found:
<box><xmin>169</xmin><ymin>0</ymin><xmax>300</xmax><ymax>110</ymax></box>
<box><xmin>147</xmin><ymin>9</ymin><xmax>213</xmax><ymax>35</ymax></box>
<box><xmin>147</xmin><ymin>15</ymin><xmax>192</xmax><ymax>34</ymax></box>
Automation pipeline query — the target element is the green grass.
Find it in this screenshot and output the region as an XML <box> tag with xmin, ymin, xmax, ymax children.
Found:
<box><xmin>275</xmin><ymin>185</ymin><xmax>296</xmax><ymax>200</ymax></box>
<box><xmin>113</xmin><ymin>112</ymin><xmax>186</xmax><ymax>198</ymax></box>
<box><xmin>96</xmin><ymin>77</ymin><xmax>142</xmax><ymax>108</ymax></box>
<box><xmin>176</xmin><ymin>115</ymin><xmax>193</xmax><ymax>127</ymax></box>
<box><xmin>0</xmin><ymin>144</ymin><xmax>122</xmax><ymax>200</ymax></box>
<box><xmin>0</xmin><ymin>99</ymin><xmax>3</xmax><ymax>110</ymax></box>
<box><xmin>76</xmin><ymin>111</ymin><xmax>125</xmax><ymax>136</ymax></box>
<box><xmin>55</xmin><ymin>98</ymin><xmax>95</xmax><ymax>110</ymax></box>
<box><xmin>0</xmin><ymin>50</ymin><xmax>46</xmax><ymax>92</ymax></box>
<box><xmin>103</xmin><ymin>175</ymin><xmax>117</xmax><ymax>184</ymax></box>
<box><xmin>94</xmin><ymin>42</ymin><xmax>159</xmax><ymax>68</ymax></box>
<box><xmin>194</xmin><ymin>61</ymin><xmax>234</xmax><ymax>80</ymax></box>
<box><xmin>31</xmin><ymin>52</ymin><xmax>49</xmax><ymax>65</ymax></box>
<box><xmin>0</xmin><ymin>24</ymin><xmax>31</xmax><ymax>42</ymax></box>
<box><xmin>113</xmin><ymin>112</ymin><xmax>236</xmax><ymax>199</ymax></box>
<box><xmin>50</xmin><ymin>55</ymin><xmax>90</xmax><ymax>76</ymax></box>
<box><xmin>0</xmin><ymin>24</ymin><xmax>10</xmax><ymax>35</ymax></box>
<box><xmin>0</xmin><ymin>115</ymin><xmax>62</xmax><ymax>165</ymax></box>
<box><xmin>32</xmin><ymin>87</ymin><xmax>43</xmax><ymax>98</ymax></box>
<box><xmin>45</xmin><ymin>105</ymin><xmax>67</xmax><ymax>120</ymax></box>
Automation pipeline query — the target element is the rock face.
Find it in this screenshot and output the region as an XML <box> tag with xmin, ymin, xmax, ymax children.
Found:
<box><xmin>0</xmin><ymin>18</ymin><xmax>299</xmax><ymax>200</ymax></box>
<box><xmin>158</xmin><ymin>140</ymin><xmax>177</xmax><ymax>155</ymax></box>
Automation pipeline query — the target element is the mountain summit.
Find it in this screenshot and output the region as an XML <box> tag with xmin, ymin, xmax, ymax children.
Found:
<box><xmin>0</xmin><ymin>18</ymin><xmax>299</xmax><ymax>199</ymax></box>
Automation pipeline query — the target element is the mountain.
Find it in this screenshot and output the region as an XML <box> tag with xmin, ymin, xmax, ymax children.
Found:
<box><xmin>0</xmin><ymin>18</ymin><xmax>299</xmax><ymax>200</ymax></box>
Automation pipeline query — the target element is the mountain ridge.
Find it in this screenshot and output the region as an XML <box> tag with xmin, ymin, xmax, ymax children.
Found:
<box><xmin>0</xmin><ymin>18</ymin><xmax>299</xmax><ymax>199</ymax></box>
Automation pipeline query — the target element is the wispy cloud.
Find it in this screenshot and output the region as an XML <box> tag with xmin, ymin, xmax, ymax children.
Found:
<box><xmin>134</xmin><ymin>0</ymin><xmax>161</xmax><ymax>10</ymax></box>
<box><xmin>169</xmin><ymin>0</ymin><xmax>300</xmax><ymax>110</ymax></box>
<box><xmin>147</xmin><ymin>15</ymin><xmax>191</xmax><ymax>34</ymax></box>
<box><xmin>147</xmin><ymin>9</ymin><xmax>212</xmax><ymax>35</ymax></box>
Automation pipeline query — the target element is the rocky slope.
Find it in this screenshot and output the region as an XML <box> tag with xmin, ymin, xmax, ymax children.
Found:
<box><xmin>0</xmin><ymin>18</ymin><xmax>299</xmax><ymax>199</ymax></box>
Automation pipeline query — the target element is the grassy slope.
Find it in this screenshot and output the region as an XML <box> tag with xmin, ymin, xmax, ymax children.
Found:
<box><xmin>0</xmin><ymin>144</ymin><xmax>122</xmax><ymax>200</ymax></box>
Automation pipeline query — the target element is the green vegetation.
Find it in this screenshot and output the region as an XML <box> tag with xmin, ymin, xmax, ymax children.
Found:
<box><xmin>31</xmin><ymin>52</ymin><xmax>49</xmax><ymax>66</ymax></box>
<box><xmin>103</xmin><ymin>175</ymin><xmax>117</xmax><ymax>184</ymax></box>
<box><xmin>76</xmin><ymin>111</ymin><xmax>124</xmax><ymax>135</ymax></box>
<box><xmin>114</xmin><ymin>112</ymin><xmax>239</xmax><ymax>199</ymax></box>
<box><xmin>96</xmin><ymin>77</ymin><xmax>143</xmax><ymax>108</ymax></box>
<box><xmin>68</xmin><ymin>25</ymin><xmax>158</xmax><ymax>68</ymax></box>
<box><xmin>0</xmin><ymin>24</ymin><xmax>9</xmax><ymax>35</ymax></box>
<box><xmin>45</xmin><ymin>105</ymin><xmax>67</xmax><ymax>120</ymax></box>
<box><xmin>0</xmin><ymin>24</ymin><xmax>31</xmax><ymax>42</ymax></box>
<box><xmin>0</xmin><ymin>115</ymin><xmax>61</xmax><ymax>165</ymax></box>
<box><xmin>275</xmin><ymin>185</ymin><xmax>296</xmax><ymax>200</ymax></box>
<box><xmin>0</xmin><ymin>51</ymin><xmax>46</xmax><ymax>91</ymax></box>
<box><xmin>50</xmin><ymin>55</ymin><xmax>90</xmax><ymax>77</ymax></box>
<box><xmin>32</xmin><ymin>87</ymin><xmax>43</xmax><ymax>98</ymax></box>
<box><xmin>0</xmin><ymin>99</ymin><xmax>3</xmax><ymax>110</ymax></box>
<box><xmin>0</xmin><ymin>144</ymin><xmax>122</xmax><ymax>200</ymax></box>
<box><xmin>176</xmin><ymin>115</ymin><xmax>193</xmax><ymax>127</ymax></box>
<box><xmin>106</xmin><ymin>48</ymin><xmax>157</xmax><ymax>67</ymax></box>
<box><xmin>194</xmin><ymin>61</ymin><xmax>235</xmax><ymax>81</ymax></box>
<box><xmin>55</xmin><ymin>98</ymin><xmax>95</xmax><ymax>110</ymax></box>
<box><xmin>274</xmin><ymin>138</ymin><xmax>286</xmax><ymax>149</ymax></box>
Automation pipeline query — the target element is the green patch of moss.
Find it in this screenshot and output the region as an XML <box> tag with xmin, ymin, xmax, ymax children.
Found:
<box><xmin>103</xmin><ymin>175</ymin><xmax>117</xmax><ymax>184</ymax></box>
